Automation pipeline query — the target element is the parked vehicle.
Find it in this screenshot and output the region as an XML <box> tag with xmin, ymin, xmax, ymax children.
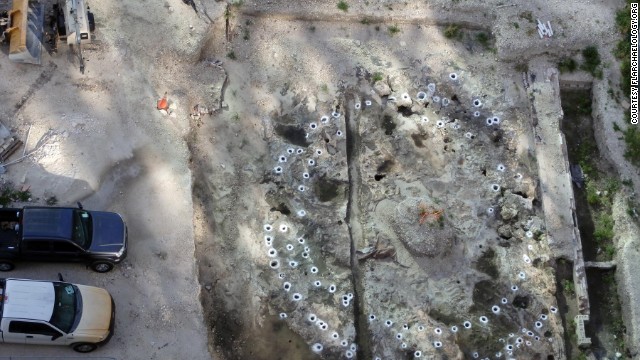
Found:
<box><xmin>0</xmin><ymin>276</ymin><xmax>115</xmax><ymax>352</ymax></box>
<box><xmin>0</xmin><ymin>204</ymin><xmax>127</xmax><ymax>272</ymax></box>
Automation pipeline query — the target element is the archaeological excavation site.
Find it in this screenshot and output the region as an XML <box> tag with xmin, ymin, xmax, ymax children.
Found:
<box><xmin>0</xmin><ymin>0</ymin><xmax>637</xmax><ymax>359</ymax></box>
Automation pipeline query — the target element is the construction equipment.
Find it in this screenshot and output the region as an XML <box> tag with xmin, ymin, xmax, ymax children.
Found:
<box><xmin>54</xmin><ymin>0</ymin><xmax>94</xmax><ymax>73</ymax></box>
<box><xmin>0</xmin><ymin>0</ymin><xmax>44</xmax><ymax>64</ymax></box>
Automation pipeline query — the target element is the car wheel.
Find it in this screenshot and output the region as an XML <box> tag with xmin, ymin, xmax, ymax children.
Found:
<box><xmin>72</xmin><ymin>342</ymin><xmax>97</xmax><ymax>353</ymax></box>
<box><xmin>0</xmin><ymin>261</ymin><xmax>15</xmax><ymax>271</ymax></box>
<box><xmin>91</xmin><ymin>261</ymin><xmax>114</xmax><ymax>273</ymax></box>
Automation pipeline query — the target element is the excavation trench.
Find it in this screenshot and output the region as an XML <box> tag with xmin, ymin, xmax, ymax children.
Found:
<box><xmin>343</xmin><ymin>90</ymin><xmax>372</xmax><ymax>359</ymax></box>
<box><xmin>559</xmin><ymin>87</ymin><xmax>626</xmax><ymax>358</ymax></box>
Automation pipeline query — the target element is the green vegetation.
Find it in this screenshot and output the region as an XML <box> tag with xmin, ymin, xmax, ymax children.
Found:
<box><xmin>613</xmin><ymin>122</ymin><xmax>622</xmax><ymax>132</ymax></box>
<box><xmin>558</xmin><ymin>57</ymin><xmax>577</xmax><ymax>73</ymax></box>
<box><xmin>614</xmin><ymin>2</ymin><xmax>637</xmax><ymax>169</ymax></box>
<box><xmin>605</xmin><ymin>178</ymin><xmax>621</xmax><ymax>195</ymax></box>
<box><xmin>45</xmin><ymin>196</ymin><xmax>58</xmax><ymax>206</ymax></box>
<box><xmin>581</xmin><ymin>46</ymin><xmax>602</xmax><ymax>78</ymax></box>
<box><xmin>443</xmin><ymin>24</ymin><xmax>461</xmax><ymax>39</ymax></box>
<box><xmin>243</xmin><ymin>28</ymin><xmax>250</xmax><ymax>40</ymax></box>
<box><xmin>372</xmin><ymin>72</ymin><xmax>383</xmax><ymax>82</ymax></box>
<box><xmin>586</xmin><ymin>181</ymin><xmax>601</xmax><ymax>206</ymax></box>
<box><xmin>575</xmin><ymin>140</ymin><xmax>597</xmax><ymax>178</ymax></box>
<box><xmin>512</xmin><ymin>22</ymin><xmax>519</xmax><ymax>29</ymax></box>
<box><xmin>388</xmin><ymin>25</ymin><xmax>400</xmax><ymax>35</ymax></box>
<box><xmin>604</xmin><ymin>243</ymin><xmax>616</xmax><ymax>258</ymax></box>
<box><xmin>231</xmin><ymin>113</ymin><xmax>240</xmax><ymax>122</ymax></box>
<box><xmin>226</xmin><ymin>51</ymin><xmax>236</xmax><ymax>60</ymax></box>
<box><xmin>615</xmin><ymin>1</ymin><xmax>632</xmax><ymax>97</ymax></box>
<box><xmin>575</xmin><ymin>353</ymin><xmax>588</xmax><ymax>360</ymax></box>
<box><xmin>321</xmin><ymin>84</ymin><xmax>329</xmax><ymax>93</ymax></box>
<box><xmin>0</xmin><ymin>184</ymin><xmax>31</xmax><ymax>207</ymax></box>
<box><xmin>562</xmin><ymin>279</ymin><xmax>575</xmax><ymax>295</ymax></box>
<box><xmin>360</xmin><ymin>17</ymin><xmax>371</xmax><ymax>25</ymax></box>
<box><xmin>594</xmin><ymin>213</ymin><xmax>614</xmax><ymax>242</ymax></box>
<box><xmin>337</xmin><ymin>1</ymin><xmax>349</xmax><ymax>11</ymax></box>
<box><xmin>623</xmin><ymin>126</ymin><xmax>640</xmax><ymax>166</ymax></box>
<box><xmin>476</xmin><ymin>32</ymin><xmax>490</xmax><ymax>48</ymax></box>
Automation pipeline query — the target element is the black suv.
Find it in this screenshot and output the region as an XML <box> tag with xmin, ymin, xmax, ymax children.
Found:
<box><xmin>0</xmin><ymin>205</ymin><xmax>128</xmax><ymax>272</ymax></box>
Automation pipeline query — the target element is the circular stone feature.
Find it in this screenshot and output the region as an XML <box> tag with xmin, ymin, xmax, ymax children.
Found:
<box><xmin>391</xmin><ymin>197</ymin><xmax>454</xmax><ymax>257</ymax></box>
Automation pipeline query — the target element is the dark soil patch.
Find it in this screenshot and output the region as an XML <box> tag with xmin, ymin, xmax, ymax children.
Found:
<box><xmin>274</xmin><ymin>123</ymin><xmax>310</xmax><ymax>147</ymax></box>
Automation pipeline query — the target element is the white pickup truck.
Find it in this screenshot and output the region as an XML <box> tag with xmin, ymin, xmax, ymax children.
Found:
<box><xmin>0</xmin><ymin>277</ymin><xmax>115</xmax><ymax>352</ymax></box>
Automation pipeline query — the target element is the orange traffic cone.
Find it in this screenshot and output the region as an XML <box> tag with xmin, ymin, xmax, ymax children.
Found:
<box><xmin>157</xmin><ymin>93</ymin><xmax>169</xmax><ymax>111</ymax></box>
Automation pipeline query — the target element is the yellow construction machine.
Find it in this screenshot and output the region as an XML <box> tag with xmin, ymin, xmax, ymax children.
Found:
<box><xmin>1</xmin><ymin>0</ymin><xmax>94</xmax><ymax>72</ymax></box>
<box><xmin>0</xmin><ymin>0</ymin><xmax>43</xmax><ymax>64</ymax></box>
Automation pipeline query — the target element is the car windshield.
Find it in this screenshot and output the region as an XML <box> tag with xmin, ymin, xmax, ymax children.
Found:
<box><xmin>50</xmin><ymin>283</ymin><xmax>78</xmax><ymax>333</ymax></box>
<box><xmin>72</xmin><ymin>210</ymin><xmax>93</xmax><ymax>249</ymax></box>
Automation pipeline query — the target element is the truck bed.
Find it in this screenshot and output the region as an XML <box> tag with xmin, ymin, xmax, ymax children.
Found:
<box><xmin>0</xmin><ymin>209</ymin><xmax>20</xmax><ymax>247</ymax></box>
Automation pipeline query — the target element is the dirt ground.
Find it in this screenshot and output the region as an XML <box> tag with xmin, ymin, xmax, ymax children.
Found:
<box><xmin>0</xmin><ymin>0</ymin><xmax>636</xmax><ymax>359</ymax></box>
